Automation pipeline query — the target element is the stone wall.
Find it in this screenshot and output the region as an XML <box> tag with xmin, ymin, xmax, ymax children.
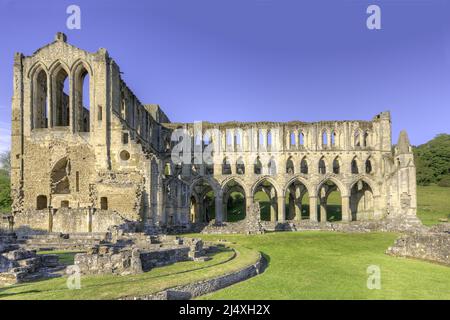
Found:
<box><xmin>386</xmin><ymin>224</ymin><xmax>450</xmax><ymax>266</ymax></box>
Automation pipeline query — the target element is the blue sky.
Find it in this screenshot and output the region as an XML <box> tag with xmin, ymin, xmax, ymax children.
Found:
<box><xmin>0</xmin><ymin>0</ymin><xmax>449</xmax><ymax>153</ymax></box>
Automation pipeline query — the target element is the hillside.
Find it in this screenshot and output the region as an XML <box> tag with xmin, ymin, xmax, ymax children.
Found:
<box><xmin>413</xmin><ymin>134</ymin><xmax>450</xmax><ymax>186</ymax></box>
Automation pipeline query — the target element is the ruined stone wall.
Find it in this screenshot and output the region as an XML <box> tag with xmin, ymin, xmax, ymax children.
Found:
<box><xmin>10</xmin><ymin>33</ymin><xmax>418</xmax><ymax>234</ymax></box>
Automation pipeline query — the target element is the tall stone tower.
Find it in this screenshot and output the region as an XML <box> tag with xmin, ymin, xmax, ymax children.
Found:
<box><xmin>389</xmin><ymin>130</ymin><xmax>418</xmax><ymax>219</ymax></box>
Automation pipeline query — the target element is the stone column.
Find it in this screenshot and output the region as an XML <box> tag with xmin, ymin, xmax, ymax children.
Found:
<box><xmin>320</xmin><ymin>198</ymin><xmax>327</xmax><ymax>222</ymax></box>
<box><xmin>277</xmin><ymin>196</ymin><xmax>285</xmax><ymax>223</ymax></box>
<box><xmin>270</xmin><ymin>199</ymin><xmax>277</xmax><ymax>222</ymax></box>
<box><xmin>295</xmin><ymin>199</ymin><xmax>302</xmax><ymax>221</ymax></box>
<box><xmin>215</xmin><ymin>195</ymin><xmax>223</xmax><ymax>223</ymax></box>
<box><xmin>341</xmin><ymin>195</ymin><xmax>351</xmax><ymax>222</ymax></box>
<box><xmin>246</xmin><ymin>196</ymin><xmax>254</xmax><ymax>213</ymax></box>
<box><xmin>309</xmin><ymin>196</ymin><xmax>318</xmax><ymax>221</ymax></box>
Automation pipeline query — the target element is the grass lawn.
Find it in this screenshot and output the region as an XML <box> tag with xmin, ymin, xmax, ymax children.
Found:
<box><xmin>0</xmin><ymin>245</ymin><xmax>260</xmax><ymax>300</ymax></box>
<box><xmin>417</xmin><ymin>185</ymin><xmax>450</xmax><ymax>226</ymax></box>
<box><xmin>197</xmin><ymin>232</ymin><xmax>450</xmax><ymax>300</ymax></box>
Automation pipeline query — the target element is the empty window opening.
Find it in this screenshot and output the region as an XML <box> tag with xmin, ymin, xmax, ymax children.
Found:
<box><xmin>300</xmin><ymin>158</ymin><xmax>308</xmax><ymax>174</ymax></box>
<box><xmin>319</xmin><ymin>158</ymin><xmax>326</xmax><ymax>174</ymax></box>
<box><xmin>100</xmin><ymin>197</ymin><xmax>108</xmax><ymax>210</ymax></box>
<box><xmin>36</xmin><ymin>195</ymin><xmax>48</xmax><ymax>210</ymax></box>
<box><xmin>33</xmin><ymin>69</ymin><xmax>48</xmax><ymax>129</ymax></box>
<box><xmin>75</xmin><ymin>171</ymin><xmax>80</xmax><ymax>192</ymax></box>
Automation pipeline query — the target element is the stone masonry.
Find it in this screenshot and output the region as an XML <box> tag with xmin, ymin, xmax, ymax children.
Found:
<box><xmin>8</xmin><ymin>33</ymin><xmax>419</xmax><ymax>235</ymax></box>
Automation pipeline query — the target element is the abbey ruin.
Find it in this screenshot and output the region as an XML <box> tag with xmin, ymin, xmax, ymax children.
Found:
<box><xmin>9</xmin><ymin>33</ymin><xmax>418</xmax><ymax>235</ymax></box>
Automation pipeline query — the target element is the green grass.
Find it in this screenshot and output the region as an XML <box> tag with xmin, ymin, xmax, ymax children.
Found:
<box><xmin>417</xmin><ymin>185</ymin><xmax>450</xmax><ymax>226</ymax></box>
<box><xmin>37</xmin><ymin>251</ymin><xmax>82</xmax><ymax>265</ymax></box>
<box><xmin>196</xmin><ymin>232</ymin><xmax>450</xmax><ymax>300</ymax></box>
<box><xmin>0</xmin><ymin>245</ymin><xmax>260</xmax><ymax>300</ymax></box>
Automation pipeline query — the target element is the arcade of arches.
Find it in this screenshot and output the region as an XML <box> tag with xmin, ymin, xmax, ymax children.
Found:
<box><xmin>187</xmin><ymin>177</ymin><xmax>377</xmax><ymax>223</ymax></box>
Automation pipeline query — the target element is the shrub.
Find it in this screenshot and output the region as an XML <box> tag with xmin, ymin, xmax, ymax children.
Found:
<box><xmin>437</xmin><ymin>175</ymin><xmax>450</xmax><ymax>187</ymax></box>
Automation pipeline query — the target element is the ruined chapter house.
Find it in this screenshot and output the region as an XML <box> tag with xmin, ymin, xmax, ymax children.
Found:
<box><xmin>9</xmin><ymin>33</ymin><xmax>418</xmax><ymax>234</ymax></box>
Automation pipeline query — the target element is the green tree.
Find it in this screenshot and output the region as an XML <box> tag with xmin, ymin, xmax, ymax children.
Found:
<box><xmin>414</xmin><ymin>134</ymin><xmax>450</xmax><ymax>186</ymax></box>
<box><xmin>0</xmin><ymin>151</ymin><xmax>10</xmax><ymax>174</ymax></box>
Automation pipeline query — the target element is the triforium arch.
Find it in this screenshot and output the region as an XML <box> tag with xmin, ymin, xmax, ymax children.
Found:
<box><xmin>284</xmin><ymin>177</ymin><xmax>312</xmax><ymax>221</ymax></box>
<box><xmin>221</xmin><ymin>178</ymin><xmax>247</xmax><ymax>222</ymax></box>
<box><xmin>251</xmin><ymin>177</ymin><xmax>283</xmax><ymax>222</ymax></box>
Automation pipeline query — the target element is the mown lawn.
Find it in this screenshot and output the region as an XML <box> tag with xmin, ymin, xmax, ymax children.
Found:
<box><xmin>0</xmin><ymin>245</ymin><xmax>259</xmax><ymax>300</ymax></box>
<box><xmin>417</xmin><ymin>185</ymin><xmax>450</xmax><ymax>226</ymax></box>
<box><xmin>197</xmin><ymin>232</ymin><xmax>450</xmax><ymax>300</ymax></box>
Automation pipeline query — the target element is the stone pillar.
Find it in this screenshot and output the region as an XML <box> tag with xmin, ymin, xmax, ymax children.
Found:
<box><xmin>295</xmin><ymin>200</ymin><xmax>302</xmax><ymax>221</ymax></box>
<box><xmin>341</xmin><ymin>196</ymin><xmax>351</xmax><ymax>222</ymax></box>
<box><xmin>246</xmin><ymin>196</ymin><xmax>254</xmax><ymax>213</ymax></box>
<box><xmin>320</xmin><ymin>198</ymin><xmax>327</xmax><ymax>222</ymax></box>
<box><xmin>215</xmin><ymin>195</ymin><xmax>223</xmax><ymax>223</ymax></box>
<box><xmin>288</xmin><ymin>196</ymin><xmax>295</xmax><ymax>220</ymax></box>
<box><xmin>270</xmin><ymin>199</ymin><xmax>277</xmax><ymax>222</ymax></box>
<box><xmin>309</xmin><ymin>196</ymin><xmax>318</xmax><ymax>221</ymax></box>
<box><xmin>277</xmin><ymin>196</ymin><xmax>285</xmax><ymax>223</ymax></box>
<box><xmin>222</xmin><ymin>194</ymin><xmax>229</xmax><ymax>222</ymax></box>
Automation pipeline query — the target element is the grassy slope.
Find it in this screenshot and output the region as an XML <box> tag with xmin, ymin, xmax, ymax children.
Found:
<box><xmin>417</xmin><ymin>185</ymin><xmax>450</xmax><ymax>226</ymax></box>
<box><xmin>0</xmin><ymin>245</ymin><xmax>259</xmax><ymax>300</ymax></box>
<box><xmin>198</xmin><ymin>232</ymin><xmax>450</xmax><ymax>300</ymax></box>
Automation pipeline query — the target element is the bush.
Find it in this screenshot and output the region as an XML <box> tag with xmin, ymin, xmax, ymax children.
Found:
<box><xmin>0</xmin><ymin>169</ymin><xmax>11</xmax><ymax>212</ymax></box>
<box><xmin>438</xmin><ymin>175</ymin><xmax>450</xmax><ymax>187</ymax></box>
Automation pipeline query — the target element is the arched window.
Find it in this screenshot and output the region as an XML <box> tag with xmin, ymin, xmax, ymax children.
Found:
<box><xmin>286</xmin><ymin>157</ymin><xmax>294</xmax><ymax>174</ymax></box>
<box><xmin>235</xmin><ymin>130</ymin><xmax>242</xmax><ymax>149</ymax></box>
<box><xmin>268</xmin><ymin>157</ymin><xmax>277</xmax><ymax>175</ymax></box>
<box><xmin>351</xmin><ymin>158</ymin><xmax>359</xmax><ymax>174</ymax></box>
<box><xmin>322</xmin><ymin>131</ymin><xmax>328</xmax><ymax>148</ymax></box>
<box><xmin>300</xmin><ymin>157</ymin><xmax>308</xmax><ymax>174</ymax></box>
<box><xmin>354</xmin><ymin>130</ymin><xmax>361</xmax><ymax>147</ymax></box>
<box><xmin>333</xmin><ymin>157</ymin><xmax>340</xmax><ymax>174</ymax></box>
<box><xmin>331</xmin><ymin>131</ymin><xmax>336</xmax><ymax>147</ymax></box>
<box><xmin>33</xmin><ymin>69</ymin><xmax>48</xmax><ymax>129</ymax></box>
<box><xmin>254</xmin><ymin>157</ymin><xmax>262</xmax><ymax>175</ymax></box>
<box><xmin>53</xmin><ymin>67</ymin><xmax>70</xmax><ymax>127</ymax></box>
<box><xmin>222</xmin><ymin>157</ymin><xmax>231</xmax><ymax>175</ymax></box>
<box><xmin>365</xmin><ymin>159</ymin><xmax>373</xmax><ymax>174</ymax></box>
<box><xmin>363</xmin><ymin>131</ymin><xmax>369</xmax><ymax>147</ymax></box>
<box><xmin>77</xmin><ymin>68</ymin><xmax>91</xmax><ymax>132</ymax></box>
<box><xmin>319</xmin><ymin>157</ymin><xmax>326</xmax><ymax>174</ymax></box>
<box><xmin>299</xmin><ymin>132</ymin><xmax>305</xmax><ymax>147</ymax></box>
<box><xmin>258</xmin><ymin>129</ymin><xmax>264</xmax><ymax>149</ymax></box>
<box><xmin>290</xmin><ymin>132</ymin><xmax>296</xmax><ymax>148</ymax></box>
<box><xmin>267</xmin><ymin>130</ymin><xmax>273</xmax><ymax>150</ymax></box>
<box><xmin>236</xmin><ymin>157</ymin><xmax>245</xmax><ymax>175</ymax></box>
<box><xmin>226</xmin><ymin>130</ymin><xmax>233</xmax><ymax>147</ymax></box>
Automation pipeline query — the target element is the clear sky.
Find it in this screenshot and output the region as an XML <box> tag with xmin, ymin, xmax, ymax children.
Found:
<box><xmin>0</xmin><ymin>0</ymin><xmax>449</xmax><ymax>153</ymax></box>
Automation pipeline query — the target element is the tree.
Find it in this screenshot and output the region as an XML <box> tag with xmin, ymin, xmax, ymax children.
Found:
<box><xmin>413</xmin><ymin>134</ymin><xmax>450</xmax><ymax>186</ymax></box>
<box><xmin>0</xmin><ymin>151</ymin><xmax>10</xmax><ymax>175</ymax></box>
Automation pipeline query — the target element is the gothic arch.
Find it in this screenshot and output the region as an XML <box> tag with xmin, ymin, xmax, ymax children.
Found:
<box><xmin>316</xmin><ymin>176</ymin><xmax>348</xmax><ymax>197</ymax></box>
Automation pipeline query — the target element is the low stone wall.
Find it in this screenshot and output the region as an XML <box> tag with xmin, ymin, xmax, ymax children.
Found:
<box><xmin>73</xmin><ymin>246</ymin><xmax>143</xmax><ymax>276</ymax></box>
<box><xmin>120</xmin><ymin>251</ymin><xmax>265</xmax><ymax>300</ymax></box>
<box><xmin>0</xmin><ymin>247</ymin><xmax>60</xmax><ymax>286</ymax></box>
<box><xmin>73</xmin><ymin>238</ymin><xmax>206</xmax><ymax>275</ymax></box>
<box><xmin>386</xmin><ymin>226</ymin><xmax>450</xmax><ymax>266</ymax></box>
<box><xmin>259</xmin><ymin>217</ymin><xmax>426</xmax><ymax>234</ymax></box>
